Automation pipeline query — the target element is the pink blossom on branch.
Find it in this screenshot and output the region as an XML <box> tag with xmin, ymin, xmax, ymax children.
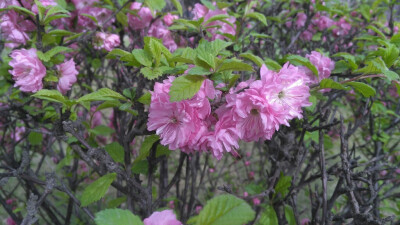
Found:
<box><xmin>302</xmin><ymin>51</ymin><xmax>335</xmax><ymax>83</ymax></box>
<box><xmin>57</xmin><ymin>59</ymin><xmax>79</xmax><ymax>94</ymax></box>
<box><xmin>143</xmin><ymin>210</ymin><xmax>182</xmax><ymax>225</ymax></box>
<box><xmin>93</xmin><ymin>32</ymin><xmax>120</xmax><ymax>51</ymax></box>
<box><xmin>128</xmin><ymin>2</ymin><xmax>153</xmax><ymax>30</ymax></box>
<box><xmin>0</xmin><ymin>11</ymin><xmax>35</xmax><ymax>48</ymax></box>
<box><xmin>9</xmin><ymin>48</ymin><xmax>46</xmax><ymax>93</ymax></box>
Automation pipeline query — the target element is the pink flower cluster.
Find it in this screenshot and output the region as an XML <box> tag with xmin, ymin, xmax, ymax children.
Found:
<box><xmin>301</xmin><ymin>51</ymin><xmax>335</xmax><ymax>83</ymax></box>
<box><xmin>94</xmin><ymin>32</ymin><xmax>120</xmax><ymax>52</ymax></box>
<box><xmin>193</xmin><ymin>3</ymin><xmax>236</xmax><ymax>41</ymax></box>
<box><xmin>144</xmin><ymin>210</ymin><xmax>182</xmax><ymax>225</ymax></box>
<box><xmin>127</xmin><ymin>3</ymin><xmax>181</xmax><ymax>51</ymax></box>
<box><xmin>9</xmin><ymin>48</ymin><xmax>46</xmax><ymax>93</ymax></box>
<box><xmin>57</xmin><ymin>59</ymin><xmax>79</xmax><ymax>94</ymax></box>
<box><xmin>148</xmin><ymin>63</ymin><xmax>312</xmax><ymax>159</ymax></box>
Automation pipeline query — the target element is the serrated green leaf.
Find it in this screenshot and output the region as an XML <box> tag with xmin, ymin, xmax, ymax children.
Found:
<box><xmin>264</xmin><ymin>58</ymin><xmax>282</xmax><ymax>71</ymax></box>
<box><xmin>391</xmin><ymin>33</ymin><xmax>400</xmax><ymax>46</ymax></box>
<box><xmin>134</xmin><ymin>135</ymin><xmax>159</xmax><ymax>163</ymax></box>
<box><xmin>287</xmin><ymin>55</ymin><xmax>319</xmax><ymax>77</ymax></box>
<box><xmin>105</xmin><ymin>142</ymin><xmax>124</xmax><ymax>163</ymax></box>
<box><xmin>107</xmin><ymin>197</ymin><xmax>127</xmax><ymax>209</ymax></box>
<box><xmin>140</xmin><ymin>67</ymin><xmax>163</xmax><ymax>80</ymax></box>
<box><xmin>366</xmin><ymin>25</ymin><xmax>386</xmax><ymax>38</ymax></box>
<box><xmin>196</xmin><ymin>49</ymin><xmax>215</xmax><ymax>69</ymax></box>
<box><xmin>32</xmin><ymin>89</ymin><xmax>68</xmax><ymax>104</ymax></box>
<box><xmin>5</xmin><ymin>5</ymin><xmax>35</xmax><ymax>16</ymax></box>
<box><xmin>144</xmin><ymin>0</ymin><xmax>166</xmax><ymax>11</ymax></box>
<box><xmin>131</xmin><ymin>160</ymin><xmax>148</xmax><ymax>174</ymax></box>
<box><xmin>116</xmin><ymin>11</ymin><xmax>128</xmax><ymax>27</ymax></box>
<box><xmin>77</xmin><ymin>88</ymin><xmax>127</xmax><ymax>102</ymax></box>
<box><xmin>138</xmin><ymin>92</ymin><xmax>152</xmax><ymax>105</ymax></box>
<box><xmin>346</xmin><ymin>82</ymin><xmax>376</xmax><ymax>97</ymax></box>
<box><xmin>171</xmin><ymin>0</ymin><xmax>183</xmax><ymax>16</ymax></box>
<box><xmin>96</xmin><ymin>101</ymin><xmax>122</xmax><ymax>111</ymax></box>
<box><xmin>169</xmin><ymin>75</ymin><xmax>206</xmax><ymax>102</ymax></box>
<box><xmin>204</xmin><ymin>14</ymin><xmax>230</xmax><ymax>25</ymax></box>
<box><xmin>187</xmin><ymin>66</ymin><xmax>212</xmax><ymax>75</ymax></box>
<box><xmin>195</xmin><ymin>195</ymin><xmax>255</xmax><ymax>225</ymax></box>
<box><xmin>259</xmin><ymin>205</ymin><xmax>278</xmax><ymax>225</ymax></box>
<box><xmin>383</xmin><ymin>70</ymin><xmax>399</xmax><ymax>81</ymax></box>
<box><xmin>274</xmin><ymin>173</ymin><xmax>292</xmax><ymax>198</ymax></box>
<box><xmin>90</xmin><ymin>125</ymin><xmax>115</xmax><ymax>136</ymax></box>
<box><xmin>356</xmin><ymin>57</ymin><xmax>387</xmax><ymax>74</ymax></box>
<box><xmin>43</xmin><ymin>14</ymin><xmax>70</xmax><ymax>25</ymax></box>
<box><xmin>28</xmin><ymin>132</ymin><xmax>43</xmax><ymax>145</ymax></box>
<box><xmin>319</xmin><ymin>79</ymin><xmax>349</xmax><ymax>90</ymax></box>
<box><xmin>132</xmin><ymin>49</ymin><xmax>152</xmax><ymax>67</ymax></box>
<box><xmin>333</xmin><ymin>52</ymin><xmax>358</xmax><ymax>70</ymax></box>
<box><xmin>240</xmin><ymin>53</ymin><xmax>264</xmax><ymax>67</ymax></box>
<box><xmin>245</xmin><ymin>12</ymin><xmax>267</xmax><ymax>26</ymax></box>
<box><xmin>40</xmin><ymin>46</ymin><xmax>72</xmax><ymax>62</ymax></box>
<box><xmin>94</xmin><ymin>208</ymin><xmax>143</xmax><ymax>225</ymax></box>
<box><xmin>383</xmin><ymin>44</ymin><xmax>399</xmax><ymax>68</ymax></box>
<box><xmin>81</xmin><ymin>173</ymin><xmax>117</xmax><ymax>207</ymax></box>
<box><xmin>217</xmin><ymin>59</ymin><xmax>253</xmax><ymax>72</ymax></box>
<box><xmin>284</xmin><ymin>205</ymin><xmax>296</xmax><ymax>225</ymax></box>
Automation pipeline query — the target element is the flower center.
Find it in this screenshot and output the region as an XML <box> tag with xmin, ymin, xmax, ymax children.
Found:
<box><xmin>250</xmin><ymin>108</ymin><xmax>259</xmax><ymax>115</ymax></box>
<box><xmin>278</xmin><ymin>91</ymin><xmax>285</xmax><ymax>99</ymax></box>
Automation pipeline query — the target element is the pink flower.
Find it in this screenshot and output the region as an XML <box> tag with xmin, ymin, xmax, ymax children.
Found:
<box><xmin>163</xmin><ymin>13</ymin><xmax>178</xmax><ymax>26</ymax></box>
<box><xmin>128</xmin><ymin>2</ymin><xmax>153</xmax><ymax>30</ymax></box>
<box><xmin>31</xmin><ymin>0</ymin><xmax>57</xmax><ymax>14</ymax></box>
<box><xmin>144</xmin><ymin>210</ymin><xmax>182</xmax><ymax>225</ymax></box>
<box><xmin>6</xmin><ymin>199</ymin><xmax>14</xmax><ymax>205</ymax></box>
<box><xmin>252</xmin><ymin>198</ymin><xmax>261</xmax><ymax>205</ymax></box>
<box><xmin>77</xmin><ymin>7</ymin><xmax>114</xmax><ymax>31</ymax></box>
<box><xmin>57</xmin><ymin>59</ymin><xmax>78</xmax><ymax>94</ymax></box>
<box><xmin>148</xmin><ymin>20</ymin><xmax>178</xmax><ymax>52</ymax></box>
<box><xmin>9</xmin><ymin>48</ymin><xmax>46</xmax><ymax>93</ymax></box>
<box><xmin>301</xmin><ymin>218</ymin><xmax>311</xmax><ymax>225</ymax></box>
<box><xmin>10</xmin><ymin>126</ymin><xmax>25</xmax><ymax>141</ymax></box>
<box><xmin>245</xmin><ymin>161</ymin><xmax>250</xmax><ymax>166</ymax></box>
<box><xmin>302</xmin><ymin>51</ymin><xmax>335</xmax><ymax>83</ymax></box>
<box><xmin>94</xmin><ymin>32</ymin><xmax>120</xmax><ymax>51</ymax></box>
<box><xmin>295</xmin><ymin>13</ymin><xmax>307</xmax><ymax>28</ymax></box>
<box><xmin>243</xmin><ymin>192</ymin><xmax>249</xmax><ymax>197</ymax></box>
<box><xmin>0</xmin><ymin>11</ymin><xmax>35</xmax><ymax>48</ymax></box>
<box><xmin>209</xmin><ymin>168</ymin><xmax>215</xmax><ymax>173</ymax></box>
<box><xmin>71</xmin><ymin>0</ymin><xmax>97</xmax><ymax>10</ymax></box>
<box><xmin>195</xmin><ymin>206</ymin><xmax>203</xmax><ymax>214</ymax></box>
<box><xmin>168</xmin><ymin>201</ymin><xmax>175</xmax><ymax>209</ymax></box>
<box><xmin>333</xmin><ymin>17</ymin><xmax>351</xmax><ymax>36</ymax></box>
<box><xmin>193</xmin><ymin>3</ymin><xmax>208</xmax><ymax>20</ymax></box>
<box><xmin>6</xmin><ymin>217</ymin><xmax>16</xmax><ymax>225</ymax></box>
<box><xmin>312</xmin><ymin>14</ymin><xmax>334</xmax><ymax>31</ymax></box>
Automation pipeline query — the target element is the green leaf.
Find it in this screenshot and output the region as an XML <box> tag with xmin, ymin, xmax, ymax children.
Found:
<box><xmin>356</xmin><ymin>57</ymin><xmax>387</xmax><ymax>74</ymax></box>
<box><xmin>90</xmin><ymin>125</ymin><xmax>115</xmax><ymax>136</ymax></box>
<box><xmin>6</xmin><ymin>5</ymin><xmax>35</xmax><ymax>16</ymax></box>
<box><xmin>382</xmin><ymin>44</ymin><xmax>399</xmax><ymax>68</ymax></box>
<box><xmin>319</xmin><ymin>79</ymin><xmax>349</xmax><ymax>90</ymax></box>
<box><xmin>105</xmin><ymin>142</ymin><xmax>124</xmax><ymax>163</ymax></box>
<box><xmin>28</xmin><ymin>132</ymin><xmax>43</xmax><ymax>145</ymax></box>
<box><xmin>32</xmin><ymin>89</ymin><xmax>68</xmax><ymax>104</ymax></box>
<box><xmin>264</xmin><ymin>58</ymin><xmax>282</xmax><ymax>71</ymax></box>
<box><xmin>81</xmin><ymin>173</ymin><xmax>117</xmax><ymax>207</ymax></box>
<box><xmin>284</xmin><ymin>205</ymin><xmax>296</xmax><ymax>225</ymax></box>
<box><xmin>333</xmin><ymin>52</ymin><xmax>358</xmax><ymax>70</ymax></box>
<box><xmin>169</xmin><ymin>75</ymin><xmax>206</xmax><ymax>102</ymax></box>
<box><xmin>144</xmin><ymin>0</ymin><xmax>166</xmax><ymax>11</ymax></box>
<box><xmin>287</xmin><ymin>55</ymin><xmax>318</xmax><ymax>77</ymax></box>
<box><xmin>156</xmin><ymin>144</ymin><xmax>171</xmax><ymax>157</ymax></box>
<box><xmin>195</xmin><ymin>195</ymin><xmax>255</xmax><ymax>225</ymax></box>
<box><xmin>196</xmin><ymin>48</ymin><xmax>215</xmax><ymax>69</ymax></box>
<box><xmin>383</xmin><ymin>70</ymin><xmax>399</xmax><ymax>81</ymax></box>
<box><xmin>274</xmin><ymin>173</ymin><xmax>292</xmax><ymax>198</ymax></box>
<box><xmin>366</xmin><ymin>25</ymin><xmax>386</xmax><ymax>38</ymax></box>
<box><xmin>346</xmin><ymin>82</ymin><xmax>376</xmax><ymax>97</ymax></box>
<box><xmin>131</xmin><ymin>160</ymin><xmax>148</xmax><ymax>175</ymax></box>
<box><xmin>132</xmin><ymin>49</ymin><xmax>152</xmax><ymax>67</ymax></box>
<box><xmin>77</xmin><ymin>88</ymin><xmax>127</xmax><ymax>103</ymax></box>
<box><xmin>138</xmin><ymin>92</ymin><xmax>152</xmax><ymax>105</ymax></box>
<box><xmin>44</xmin><ymin>5</ymin><xmax>69</xmax><ymax>21</ymax></box>
<box><xmin>171</xmin><ymin>0</ymin><xmax>183</xmax><ymax>16</ymax></box>
<box><xmin>390</xmin><ymin>33</ymin><xmax>400</xmax><ymax>46</ymax></box>
<box><xmin>217</xmin><ymin>59</ymin><xmax>253</xmax><ymax>72</ymax></box>
<box><xmin>140</xmin><ymin>67</ymin><xmax>163</xmax><ymax>80</ymax></box>
<box><xmin>116</xmin><ymin>11</ymin><xmax>128</xmax><ymax>27</ymax></box>
<box><xmin>245</xmin><ymin>12</ymin><xmax>267</xmax><ymax>26</ymax></box>
<box><xmin>259</xmin><ymin>205</ymin><xmax>278</xmax><ymax>225</ymax></box>
<box><xmin>96</xmin><ymin>101</ymin><xmax>122</xmax><ymax>111</ymax></box>
<box><xmin>95</xmin><ymin>208</ymin><xmax>143</xmax><ymax>225</ymax></box>
<box><xmin>134</xmin><ymin>135</ymin><xmax>159</xmax><ymax>163</ymax></box>
<box><xmin>240</xmin><ymin>53</ymin><xmax>264</xmax><ymax>67</ymax></box>
<box><xmin>43</xmin><ymin>14</ymin><xmax>70</xmax><ymax>25</ymax></box>
<box><xmin>39</xmin><ymin>46</ymin><xmax>72</xmax><ymax>62</ymax></box>
<box><xmin>197</xmin><ymin>39</ymin><xmax>232</xmax><ymax>56</ymax></box>
<box><xmin>205</xmin><ymin>14</ymin><xmax>230</xmax><ymax>25</ymax></box>
<box><xmin>187</xmin><ymin>66</ymin><xmax>212</xmax><ymax>75</ymax></box>
<box><xmin>107</xmin><ymin>197</ymin><xmax>127</xmax><ymax>209</ymax></box>
<box><xmin>81</xmin><ymin>13</ymin><xmax>98</xmax><ymax>25</ymax></box>
<box><xmin>145</xmin><ymin>37</ymin><xmax>172</xmax><ymax>65</ymax></box>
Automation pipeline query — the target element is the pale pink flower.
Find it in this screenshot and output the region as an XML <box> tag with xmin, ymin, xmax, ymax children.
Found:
<box><xmin>302</xmin><ymin>51</ymin><xmax>335</xmax><ymax>83</ymax></box>
<box><xmin>128</xmin><ymin>2</ymin><xmax>153</xmax><ymax>30</ymax></box>
<box><xmin>209</xmin><ymin>168</ymin><xmax>215</xmax><ymax>173</ymax></box>
<box><xmin>301</xmin><ymin>218</ymin><xmax>310</xmax><ymax>225</ymax></box>
<box><xmin>144</xmin><ymin>210</ymin><xmax>182</xmax><ymax>225</ymax></box>
<box><xmin>57</xmin><ymin>59</ymin><xmax>78</xmax><ymax>94</ymax></box>
<box><xmin>333</xmin><ymin>17</ymin><xmax>351</xmax><ymax>36</ymax></box>
<box><xmin>0</xmin><ymin>11</ymin><xmax>35</xmax><ymax>48</ymax></box>
<box><xmin>71</xmin><ymin>0</ymin><xmax>97</xmax><ymax>10</ymax></box>
<box><xmin>193</xmin><ymin>3</ymin><xmax>208</xmax><ymax>20</ymax></box>
<box><xmin>245</xmin><ymin>161</ymin><xmax>250</xmax><ymax>166</ymax></box>
<box><xmin>252</xmin><ymin>198</ymin><xmax>261</xmax><ymax>205</ymax></box>
<box><xmin>77</xmin><ymin>7</ymin><xmax>114</xmax><ymax>31</ymax></box>
<box><xmin>195</xmin><ymin>206</ymin><xmax>203</xmax><ymax>214</ymax></box>
<box><xmin>243</xmin><ymin>192</ymin><xmax>249</xmax><ymax>197</ymax></box>
<box><xmin>312</xmin><ymin>14</ymin><xmax>334</xmax><ymax>30</ymax></box>
<box><xmin>295</xmin><ymin>13</ymin><xmax>307</xmax><ymax>28</ymax></box>
<box><xmin>94</xmin><ymin>32</ymin><xmax>120</xmax><ymax>51</ymax></box>
<box><xmin>9</xmin><ymin>48</ymin><xmax>46</xmax><ymax>92</ymax></box>
<box><xmin>0</xmin><ymin>0</ymin><xmax>20</xmax><ymax>8</ymax></box>
<box><xmin>163</xmin><ymin>13</ymin><xmax>178</xmax><ymax>26</ymax></box>
<box><xmin>148</xmin><ymin>20</ymin><xmax>177</xmax><ymax>52</ymax></box>
<box><xmin>31</xmin><ymin>0</ymin><xmax>57</xmax><ymax>14</ymax></box>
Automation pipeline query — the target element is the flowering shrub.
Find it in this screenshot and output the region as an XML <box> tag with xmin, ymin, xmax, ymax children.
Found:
<box><xmin>1</xmin><ymin>0</ymin><xmax>400</xmax><ymax>224</ymax></box>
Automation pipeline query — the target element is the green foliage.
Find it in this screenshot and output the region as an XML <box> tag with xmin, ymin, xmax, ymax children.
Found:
<box><xmin>169</xmin><ymin>75</ymin><xmax>206</xmax><ymax>102</ymax></box>
<box><xmin>189</xmin><ymin>195</ymin><xmax>255</xmax><ymax>225</ymax></box>
<box><xmin>245</xmin><ymin>12</ymin><xmax>268</xmax><ymax>26</ymax></box>
<box><xmin>319</xmin><ymin>79</ymin><xmax>349</xmax><ymax>90</ymax></box>
<box><xmin>259</xmin><ymin>205</ymin><xmax>278</xmax><ymax>225</ymax></box>
<box><xmin>77</xmin><ymin>88</ymin><xmax>128</xmax><ymax>103</ymax></box>
<box><xmin>284</xmin><ymin>205</ymin><xmax>296</xmax><ymax>225</ymax></box>
<box><xmin>134</xmin><ymin>135</ymin><xmax>160</xmax><ymax>163</ymax></box>
<box><xmin>286</xmin><ymin>55</ymin><xmax>319</xmax><ymax>77</ymax></box>
<box><xmin>274</xmin><ymin>173</ymin><xmax>292</xmax><ymax>198</ymax></box>
<box><xmin>95</xmin><ymin>208</ymin><xmax>143</xmax><ymax>225</ymax></box>
<box><xmin>105</xmin><ymin>142</ymin><xmax>125</xmax><ymax>163</ymax></box>
<box><xmin>346</xmin><ymin>82</ymin><xmax>376</xmax><ymax>97</ymax></box>
<box><xmin>80</xmin><ymin>173</ymin><xmax>117</xmax><ymax>207</ymax></box>
<box><xmin>28</xmin><ymin>132</ymin><xmax>43</xmax><ymax>145</ymax></box>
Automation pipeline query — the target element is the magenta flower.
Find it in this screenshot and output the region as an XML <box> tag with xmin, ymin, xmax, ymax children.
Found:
<box><xmin>333</xmin><ymin>17</ymin><xmax>351</xmax><ymax>37</ymax></box>
<box><xmin>0</xmin><ymin>10</ymin><xmax>35</xmax><ymax>48</ymax></box>
<box><xmin>312</xmin><ymin>14</ymin><xmax>334</xmax><ymax>31</ymax></box>
<box><xmin>301</xmin><ymin>51</ymin><xmax>335</xmax><ymax>83</ymax></box>
<box><xmin>9</xmin><ymin>48</ymin><xmax>46</xmax><ymax>93</ymax></box>
<box><xmin>128</xmin><ymin>2</ymin><xmax>153</xmax><ymax>30</ymax></box>
<box><xmin>163</xmin><ymin>13</ymin><xmax>178</xmax><ymax>26</ymax></box>
<box><xmin>144</xmin><ymin>210</ymin><xmax>182</xmax><ymax>225</ymax></box>
<box><xmin>94</xmin><ymin>32</ymin><xmax>120</xmax><ymax>51</ymax></box>
<box><xmin>57</xmin><ymin>59</ymin><xmax>78</xmax><ymax>94</ymax></box>
<box><xmin>295</xmin><ymin>13</ymin><xmax>307</xmax><ymax>28</ymax></box>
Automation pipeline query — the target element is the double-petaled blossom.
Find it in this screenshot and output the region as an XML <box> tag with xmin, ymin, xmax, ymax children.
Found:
<box><xmin>93</xmin><ymin>32</ymin><xmax>120</xmax><ymax>51</ymax></box>
<box><xmin>128</xmin><ymin>2</ymin><xmax>153</xmax><ymax>30</ymax></box>
<box><xmin>193</xmin><ymin>3</ymin><xmax>236</xmax><ymax>40</ymax></box>
<box><xmin>9</xmin><ymin>48</ymin><xmax>46</xmax><ymax>92</ymax></box>
<box><xmin>143</xmin><ymin>210</ymin><xmax>182</xmax><ymax>225</ymax></box>
<box><xmin>0</xmin><ymin>10</ymin><xmax>35</xmax><ymax>48</ymax></box>
<box><xmin>333</xmin><ymin>17</ymin><xmax>351</xmax><ymax>37</ymax></box>
<box><xmin>303</xmin><ymin>51</ymin><xmax>335</xmax><ymax>83</ymax></box>
<box><xmin>57</xmin><ymin>59</ymin><xmax>79</xmax><ymax>94</ymax></box>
